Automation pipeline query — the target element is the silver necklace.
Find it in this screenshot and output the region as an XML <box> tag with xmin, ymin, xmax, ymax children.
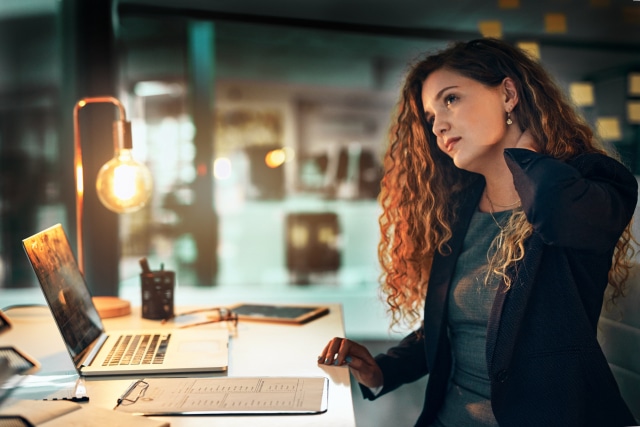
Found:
<box><xmin>485</xmin><ymin>193</ymin><xmax>506</xmax><ymax>231</ymax></box>
<box><xmin>485</xmin><ymin>192</ymin><xmax>521</xmax><ymax>209</ymax></box>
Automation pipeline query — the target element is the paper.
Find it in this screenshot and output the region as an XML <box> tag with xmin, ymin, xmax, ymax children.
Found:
<box><xmin>114</xmin><ymin>377</ymin><xmax>328</xmax><ymax>415</ymax></box>
<box><xmin>0</xmin><ymin>400</ymin><xmax>79</xmax><ymax>426</ymax></box>
<box><xmin>0</xmin><ymin>400</ymin><xmax>169</xmax><ymax>427</ymax></box>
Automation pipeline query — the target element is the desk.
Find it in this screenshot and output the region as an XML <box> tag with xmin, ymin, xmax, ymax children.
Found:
<box><xmin>0</xmin><ymin>304</ymin><xmax>356</xmax><ymax>426</ymax></box>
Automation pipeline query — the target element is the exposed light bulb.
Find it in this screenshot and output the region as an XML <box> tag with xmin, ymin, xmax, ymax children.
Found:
<box><xmin>95</xmin><ymin>148</ymin><xmax>153</xmax><ymax>213</ymax></box>
<box><xmin>265</xmin><ymin>149</ymin><xmax>286</xmax><ymax>168</ymax></box>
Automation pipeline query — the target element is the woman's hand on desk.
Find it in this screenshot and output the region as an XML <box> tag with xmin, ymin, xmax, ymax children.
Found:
<box><xmin>318</xmin><ymin>337</ymin><xmax>383</xmax><ymax>389</ymax></box>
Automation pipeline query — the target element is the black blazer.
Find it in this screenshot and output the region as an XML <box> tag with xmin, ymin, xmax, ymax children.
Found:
<box><xmin>363</xmin><ymin>149</ymin><xmax>638</xmax><ymax>427</ymax></box>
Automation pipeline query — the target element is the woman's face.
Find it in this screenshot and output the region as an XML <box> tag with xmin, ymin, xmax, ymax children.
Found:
<box><xmin>421</xmin><ymin>68</ymin><xmax>513</xmax><ymax>175</ymax></box>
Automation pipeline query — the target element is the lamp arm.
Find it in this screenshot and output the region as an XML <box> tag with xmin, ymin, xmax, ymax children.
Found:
<box><xmin>72</xmin><ymin>96</ymin><xmax>128</xmax><ymax>274</ymax></box>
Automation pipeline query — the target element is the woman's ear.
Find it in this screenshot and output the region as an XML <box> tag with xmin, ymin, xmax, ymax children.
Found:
<box><xmin>502</xmin><ymin>77</ymin><xmax>519</xmax><ymax>111</ymax></box>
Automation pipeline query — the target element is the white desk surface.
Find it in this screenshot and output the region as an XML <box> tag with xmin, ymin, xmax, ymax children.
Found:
<box><xmin>0</xmin><ymin>304</ymin><xmax>356</xmax><ymax>427</ymax></box>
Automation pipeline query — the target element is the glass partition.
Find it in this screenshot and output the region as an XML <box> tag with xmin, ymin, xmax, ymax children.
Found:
<box><xmin>115</xmin><ymin>17</ymin><xmax>446</xmax><ymax>290</ymax></box>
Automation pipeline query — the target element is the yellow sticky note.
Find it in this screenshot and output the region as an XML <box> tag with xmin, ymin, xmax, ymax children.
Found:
<box><xmin>478</xmin><ymin>21</ymin><xmax>503</xmax><ymax>38</ymax></box>
<box><xmin>517</xmin><ymin>41</ymin><xmax>541</xmax><ymax>60</ymax></box>
<box><xmin>627</xmin><ymin>101</ymin><xmax>640</xmax><ymax>124</ymax></box>
<box><xmin>596</xmin><ymin>117</ymin><xmax>622</xmax><ymax>141</ymax></box>
<box><xmin>545</xmin><ymin>13</ymin><xmax>567</xmax><ymax>33</ymax></box>
<box><xmin>569</xmin><ymin>82</ymin><xmax>595</xmax><ymax>107</ymax></box>
<box><xmin>629</xmin><ymin>73</ymin><xmax>640</xmax><ymax>96</ymax></box>
<box><xmin>498</xmin><ymin>0</ymin><xmax>520</xmax><ymax>9</ymax></box>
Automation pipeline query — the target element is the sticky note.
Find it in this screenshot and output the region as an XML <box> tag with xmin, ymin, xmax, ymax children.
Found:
<box><xmin>517</xmin><ymin>41</ymin><xmax>541</xmax><ymax>60</ymax></box>
<box><xmin>569</xmin><ymin>82</ymin><xmax>595</xmax><ymax>107</ymax></box>
<box><xmin>627</xmin><ymin>101</ymin><xmax>640</xmax><ymax>124</ymax></box>
<box><xmin>596</xmin><ymin>117</ymin><xmax>622</xmax><ymax>141</ymax></box>
<box><xmin>545</xmin><ymin>13</ymin><xmax>567</xmax><ymax>33</ymax></box>
<box><xmin>479</xmin><ymin>20</ymin><xmax>503</xmax><ymax>38</ymax></box>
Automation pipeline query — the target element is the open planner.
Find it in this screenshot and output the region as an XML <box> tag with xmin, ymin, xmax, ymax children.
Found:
<box><xmin>113</xmin><ymin>376</ymin><xmax>329</xmax><ymax>416</ymax></box>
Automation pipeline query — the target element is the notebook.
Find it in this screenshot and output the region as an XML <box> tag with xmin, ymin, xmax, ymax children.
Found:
<box><xmin>22</xmin><ymin>223</ymin><xmax>229</xmax><ymax>377</ymax></box>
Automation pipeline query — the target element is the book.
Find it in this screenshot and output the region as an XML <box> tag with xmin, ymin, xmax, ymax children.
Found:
<box><xmin>0</xmin><ymin>400</ymin><xmax>169</xmax><ymax>427</ymax></box>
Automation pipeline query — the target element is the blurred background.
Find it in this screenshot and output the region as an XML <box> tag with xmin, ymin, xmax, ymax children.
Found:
<box><xmin>1</xmin><ymin>1</ymin><xmax>639</xmax><ymax>424</ymax></box>
<box><xmin>1</xmin><ymin>0</ymin><xmax>638</xmax><ymax>295</ymax></box>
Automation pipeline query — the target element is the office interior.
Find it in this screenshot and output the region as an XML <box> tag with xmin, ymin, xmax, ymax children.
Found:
<box><xmin>1</xmin><ymin>0</ymin><xmax>639</xmax><ymax>424</ymax></box>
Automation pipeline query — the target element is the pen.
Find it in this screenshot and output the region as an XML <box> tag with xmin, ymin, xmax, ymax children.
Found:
<box><xmin>139</xmin><ymin>258</ymin><xmax>151</xmax><ymax>274</ymax></box>
<box><xmin>115</xmin><ymin>379</ymin><xmax>142</xmax><ymax>408</ymax></box>
<box><xmin>161</xmin><ymin>307</ymin><xmax>215</xmax><ymax>324</ymax></box>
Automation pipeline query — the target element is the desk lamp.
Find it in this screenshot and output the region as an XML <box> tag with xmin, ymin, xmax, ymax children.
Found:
<box><xmin>73</xmin><ymin>96</ymin><xmax>153</xmax><ymax>317</ymax></box>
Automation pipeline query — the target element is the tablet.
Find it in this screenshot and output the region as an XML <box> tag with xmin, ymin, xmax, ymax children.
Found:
<box><xmin>228</xmin><ymin>303</ymin><xmax>330</xmax><ymax>324</ymax></box>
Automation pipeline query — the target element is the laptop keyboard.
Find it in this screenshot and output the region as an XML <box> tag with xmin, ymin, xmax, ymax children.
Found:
<box><xmin>102</xmin><ymin>334</ymin><xmax>171</xmax><ymax>366</ymax></box>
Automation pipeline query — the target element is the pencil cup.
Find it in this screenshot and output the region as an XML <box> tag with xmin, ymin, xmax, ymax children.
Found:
<box><xmin>140</xmin><ymin>270</ymin><xmax>175</xmax><ymax>320</ymax></box>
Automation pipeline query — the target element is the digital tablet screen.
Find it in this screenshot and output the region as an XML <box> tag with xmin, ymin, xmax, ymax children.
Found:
<box><xmin>229</xmin><ymin>304</ymin><xmax>330</xmax><ymax>324</ymax></box>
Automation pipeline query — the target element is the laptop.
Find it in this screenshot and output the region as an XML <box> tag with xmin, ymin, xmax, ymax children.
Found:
<box><xmin>22</xmin><ymin>223</ymin><xmax>228</xmax><ymax>377</ymax></box>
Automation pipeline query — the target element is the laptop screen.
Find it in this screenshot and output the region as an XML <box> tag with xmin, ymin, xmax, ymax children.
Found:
<box><xmin>22</xmin><ymin>224</ymin><xmax>104</xmax><ymax>364</ymax></box>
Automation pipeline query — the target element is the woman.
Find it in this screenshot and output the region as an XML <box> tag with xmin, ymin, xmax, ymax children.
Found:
<box><xmin>318</xmin><ymin>38</ymin><xmax>637</xmax><ymax>426</ymax></box>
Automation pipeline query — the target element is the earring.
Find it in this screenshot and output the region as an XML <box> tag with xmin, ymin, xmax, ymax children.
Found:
<box><xmin>506</xmin><ymin>112</ymin><xmax>513</xmax><ymax>125</ymax></box>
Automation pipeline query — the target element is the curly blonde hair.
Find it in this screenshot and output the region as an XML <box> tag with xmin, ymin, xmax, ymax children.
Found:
<box><xmin>378</xmin><ymin>38</ymin><xmax>635</xmax><ymax>331</ymax></box>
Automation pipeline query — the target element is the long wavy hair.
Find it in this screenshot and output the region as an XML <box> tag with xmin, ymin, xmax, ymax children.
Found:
<box><xmin>378</xmin><ymin>38</ymin><xmax>635</xmax><ymax>331</ymax></box>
